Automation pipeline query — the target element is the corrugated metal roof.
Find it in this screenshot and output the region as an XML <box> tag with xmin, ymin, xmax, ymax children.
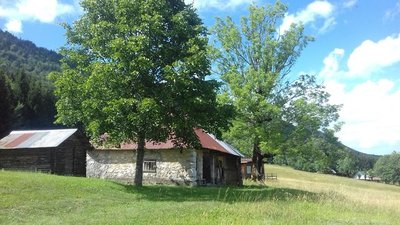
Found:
<box><xmin>212</xmin><ymin>136</ymin><xmax>245</xmax><ymax>157</ymax></box>
<box><xmin>121</xmin><ymin>128</ymin><xmax>244</xmax><ymax>157</ymax></box>
<box><xmin>0</xmin><ymin>129</ymin><xmax>78</xmax><ymax>149</ymax></box>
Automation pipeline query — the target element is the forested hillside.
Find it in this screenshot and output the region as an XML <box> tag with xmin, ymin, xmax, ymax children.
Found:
<box><xmin>342</xmin><ymin>144</ymin><xmax>380</xmax><ymax>175</ymax></box>
<box><xmin>0</xmin><ymin>30</ymin><xmax>61</xmax><ymax>77</ymax></box>
<box><xmin>0</xmin><ymin>30</ymin><xmax>62</xmax><ymax>137</ymax></box>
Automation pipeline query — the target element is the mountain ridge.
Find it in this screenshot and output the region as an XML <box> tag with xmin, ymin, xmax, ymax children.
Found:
<box><xmin>0</xmin><ymin>29</ymin><xmax>61</xmax><ymax>78</ymax></box>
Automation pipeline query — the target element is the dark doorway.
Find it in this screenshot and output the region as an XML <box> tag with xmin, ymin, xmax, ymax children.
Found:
<box><xmin>203</xmin><ymin>154</ymin><xmax>212</xmax><ymax>183</ymax></box>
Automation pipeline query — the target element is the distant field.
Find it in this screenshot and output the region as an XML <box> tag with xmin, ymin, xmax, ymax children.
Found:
<box><xmin>1</xmin><ymin>165</ymin><xmax>399</xmax><ymax>225</ymax></box>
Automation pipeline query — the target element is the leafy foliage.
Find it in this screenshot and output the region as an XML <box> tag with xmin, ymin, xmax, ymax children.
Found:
<box><xmin>336</xmin><ymin>154</ymin><xmax>358</xmax><ymax>177</ymax></box>
<box><xmin>273</xmin><ymin>75</ymin><xmax>343</xmax><ymax>172</ymax></box>
<box><xmin>212</xmin><ymin>2</ymin><xmax>341</xmax><ymax>177</ymax></box>
<box><xmin>346</xmin><ymin>145</ymin><xmax>379</xmax><ymax>174</ymax></box>
<box><xmin>51</xmin><ymin>0</ymin><xmax>232</xmax><ymax>185</ymax></box>
<box><xmin>373</xmin><ymin>152</ymin><xmax>400</xmax><ymax>185</ymax></box>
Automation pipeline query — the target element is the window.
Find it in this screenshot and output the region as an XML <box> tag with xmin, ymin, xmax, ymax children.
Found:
<box><xmin>143</xmin><ymin>160</ymin><xmax>157</xmax><ymax>173</ymax></box>
<box><xmin>246</xmin><ymin>165</ymin><xmax>252</xmax><ymax>175</ymax></box>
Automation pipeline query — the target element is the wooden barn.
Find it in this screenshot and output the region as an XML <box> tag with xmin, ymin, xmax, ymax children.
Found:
<box><xmin>0</xmin><ymin>129</ymin><xmax>90</xmax><ymax>176</ymax></box>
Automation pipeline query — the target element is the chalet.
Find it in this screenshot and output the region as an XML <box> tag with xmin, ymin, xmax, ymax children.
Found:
<box><xmin>87</xmin><ymin>129</ymin><xmax>244</xmax><ymax>186</ymax></box>
<box><xmin>0</xmin><ymin>129</ymin><xmax>89</xmax><ymax>176</ymax></box>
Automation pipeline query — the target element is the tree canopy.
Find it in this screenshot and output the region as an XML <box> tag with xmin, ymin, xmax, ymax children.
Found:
<box><xmin>373</xmin><ymin>152</ymin><xmax>400</xmax><ymax>185</ymax></box>
<box><xmin>336</xmin><ymin>154</ymin><xmax>358</xmax><ymax>177</ymax></box>
<box><xmin>50</xmin><ymin>0</ymin><xmax>232</xmax><ymax>186</ymax></box>
<box><xmin>212</xmin><ymin>1</ymin><xmax>342</xmax><ymax>179</ymax></box>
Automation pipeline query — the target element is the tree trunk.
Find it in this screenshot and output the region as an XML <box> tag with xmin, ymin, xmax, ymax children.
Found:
<box><xmin>134</xmin><ymin>134</ymin><xmax>146</xmax><ymax>186</ymax></box>
<box><xmin>252</xmin><ymin>138</ymin><xmax>265</xmax><ymax>181</ymax></box>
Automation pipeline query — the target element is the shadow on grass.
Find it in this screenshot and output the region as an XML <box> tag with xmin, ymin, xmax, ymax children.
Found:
<box><xmin>115</xmin><ymin>183</ymin><xmax>325</xmax><ymax>203</ymax></box>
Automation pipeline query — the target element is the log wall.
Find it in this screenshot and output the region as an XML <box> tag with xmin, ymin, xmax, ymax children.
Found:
<box><xmin>0</xmin><ymin>134</ymin><xmax>87</xmax><ymax>176</ymax></box>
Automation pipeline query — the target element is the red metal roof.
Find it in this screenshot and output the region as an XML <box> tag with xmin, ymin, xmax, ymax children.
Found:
<box><xmin>121</xmin><ymin>128</ymin><xmax>243</xmax><ymax>157</ymax></box>
<box><xmin>3</xmin><ymin>133</ymin><xmax>34</xmax><ymax>148</ymax></box>
<box><xmin>122</xmin><ymin>138</ymin><xmax>177</xmax><ymax>150</ymax></box>
<box><xmin>194</xmin><ymin>129</ymin><xmax>228</xmax><ymax>154</ymax></box>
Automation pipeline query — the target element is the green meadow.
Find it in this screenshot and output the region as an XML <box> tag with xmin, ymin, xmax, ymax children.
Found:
<box><xmin>1</xmin><ymin>165</ymin><xmax>399</xmax><ymax>225</ymax></box>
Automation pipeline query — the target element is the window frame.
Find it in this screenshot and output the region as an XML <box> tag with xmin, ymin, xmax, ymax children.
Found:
<box><xmin>246</xmin><ymin>164</ymin><xmax>252</xmax><ymax>175</ymax></box>
<box><xmin>143</xmin><ymin>159</ymin><xmax>157</xmax><ymax>173</ymax></box>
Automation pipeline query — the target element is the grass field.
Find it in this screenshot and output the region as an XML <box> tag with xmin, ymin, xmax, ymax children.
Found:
<box><xmin>1</xmin><ymin>165</ymin><xmax>399</xmax><ymax>225</ymax></box>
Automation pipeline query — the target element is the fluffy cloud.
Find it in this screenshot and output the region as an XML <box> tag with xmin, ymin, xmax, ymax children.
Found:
<box><xmin>4</xmin><ymin>19</ymin><xmax>22</xmax><ymax>33</ymax></box>
<box><xmin>279</xmin><ymin>0</ymin><xmax>335</xmax><ymax>35</ymax></box>
<box><xmin>320</xmin><ymin>48</ymin><xmax>344</xmax><ymax>78</ymax></box>
<box><xmin>0</xmin><ymin>0</ymin><xmax>76</xmax><ymax>33</ymax></box>
<box><xmin>347</xmin><ymin>34</ymin><xmax>400</xmax><ymax>76</ymax></box>
<box><xmin>320</xmin><ymin>34</ymin><xmax>400</xmax><ymax>154</ymax></box>
<box><xmin>325</xmin><ymin>80</ymin><xmax>400</xmax><ymax>152</ymax></box>
<box><xmin>320</xmin><ymin>34</ymin><xmax>400</xmax><ymax>79</ymax></box>
<box><xmin>184</xmin><ymin>0</ymin><xmax>252</xmax><ymax>10</ymax></box>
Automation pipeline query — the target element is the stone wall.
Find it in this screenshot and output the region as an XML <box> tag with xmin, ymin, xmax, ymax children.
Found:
<box><xmin>86</xmin><ymin>149</ymin><xmax>198</xmax><ymax>185</ymax></box>
<box><xmin>86</xmin><ymin>149</ymin><xmax>135</xmax><ymax>184</ymax></box>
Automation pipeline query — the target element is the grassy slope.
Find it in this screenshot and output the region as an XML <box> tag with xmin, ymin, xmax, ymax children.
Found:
<box><xmin>0</xmin><ymin>165</ymin><xmax>399</xmax><ymax>225</ymax></box>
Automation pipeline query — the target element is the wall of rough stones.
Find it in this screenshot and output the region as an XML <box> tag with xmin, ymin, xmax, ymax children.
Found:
<box><xmin>86</xmin><ymin>149</ymin><xmax>198</xmax><ymax>185</ymax></box>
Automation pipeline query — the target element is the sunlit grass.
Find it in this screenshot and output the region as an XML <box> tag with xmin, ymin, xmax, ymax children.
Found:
<box><xmin>1</xmin><ymin>165</ymin><xmax>399</xmax><ymax>224</ymax></box>
<box><xmin>264</xmin><ymin>164</ymin><xmax>400</xmax><ymax>212</ymax></box>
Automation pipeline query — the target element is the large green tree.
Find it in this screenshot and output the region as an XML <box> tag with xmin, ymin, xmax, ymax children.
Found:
<box><xmin>373</xmin><ymin>152</ymin><xmax>400</xmax><ymax>185</ymax></box>
<box><xmin>273</xmin><ymin>75</ymin><xmax>342</xmax><ymax>173</ymax></box>
<box><xmin>337</xmin><ymin>154</ymin><xmax>358</xmax><ymax>177</ymax></box>
<box><xmin>50</xmin><ymin>0</ymin><xmax>231</xmax><ymax>186</ymax></box>
<box><xmin>212</xmin><ymin>1</ymin><xmax>341</xmax><ymax>180</ymax></box>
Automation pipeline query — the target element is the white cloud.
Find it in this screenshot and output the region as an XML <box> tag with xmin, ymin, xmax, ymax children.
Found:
<box><xmin>280</xmin><ymin>0</ymin><xmax>335</xmax><ymax>35</ymax></box>
<box><xmin>343</xmin><ymin>0</ymin><xmax>357</xmax><ymax>8</ymax></box>
<box><xmin>320</xmin><ymin>48</ymin><xmax>345</xmax><ymax>79</ymax></box>
<box><xmin>347</xmin><ymin>34</ymin><xmax>400</xmax><ymax>76</ymax></box>
<box><xmin>0</xmin><ymin>0</ymin><xmax>76</xmax><ymax>33</ymax></box>
<box><xmin>17</xmin><ymin>0</ymin><xmax>73</xmax><ymax>23</ymax></box>
<box><xmin>185</xmin><ymin>0</ymin><xmax>252</xmax><ymax>10</ymax></box>
<box><xmin>325</xmin><ymin>80</ymin><xmax>400</xmax><ymax>152</ymax></box>
<box><xmin>320</xmin><ymin>34</ymin><xmax>400</xmax><ymax>79</ymax></box>
<box><xmin>4</xmin><ymin>19</ymin><xmax>22</xmax><ymax>33</ymax></box>
<box><xmin>318</xmin><ymin>16</ymin><xmax>336</xmax><ymax>34</ymax></box>
<box><xmin>320</xmin><ymin>35</ymin><xmax>400</xmax><ymax>153</ymax></box>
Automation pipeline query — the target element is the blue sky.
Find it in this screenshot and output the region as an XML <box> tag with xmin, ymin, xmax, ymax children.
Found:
<box><xmin>1</xmin><ymin>0</ymin><xmax>400</xmax><ymax>155</ymax></box>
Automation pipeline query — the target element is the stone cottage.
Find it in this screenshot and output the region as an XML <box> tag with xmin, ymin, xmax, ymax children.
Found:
<box><xmin>87</xmin><ymin>129</ymin><xmax>244</xmax><ymax>185</ymax></box>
